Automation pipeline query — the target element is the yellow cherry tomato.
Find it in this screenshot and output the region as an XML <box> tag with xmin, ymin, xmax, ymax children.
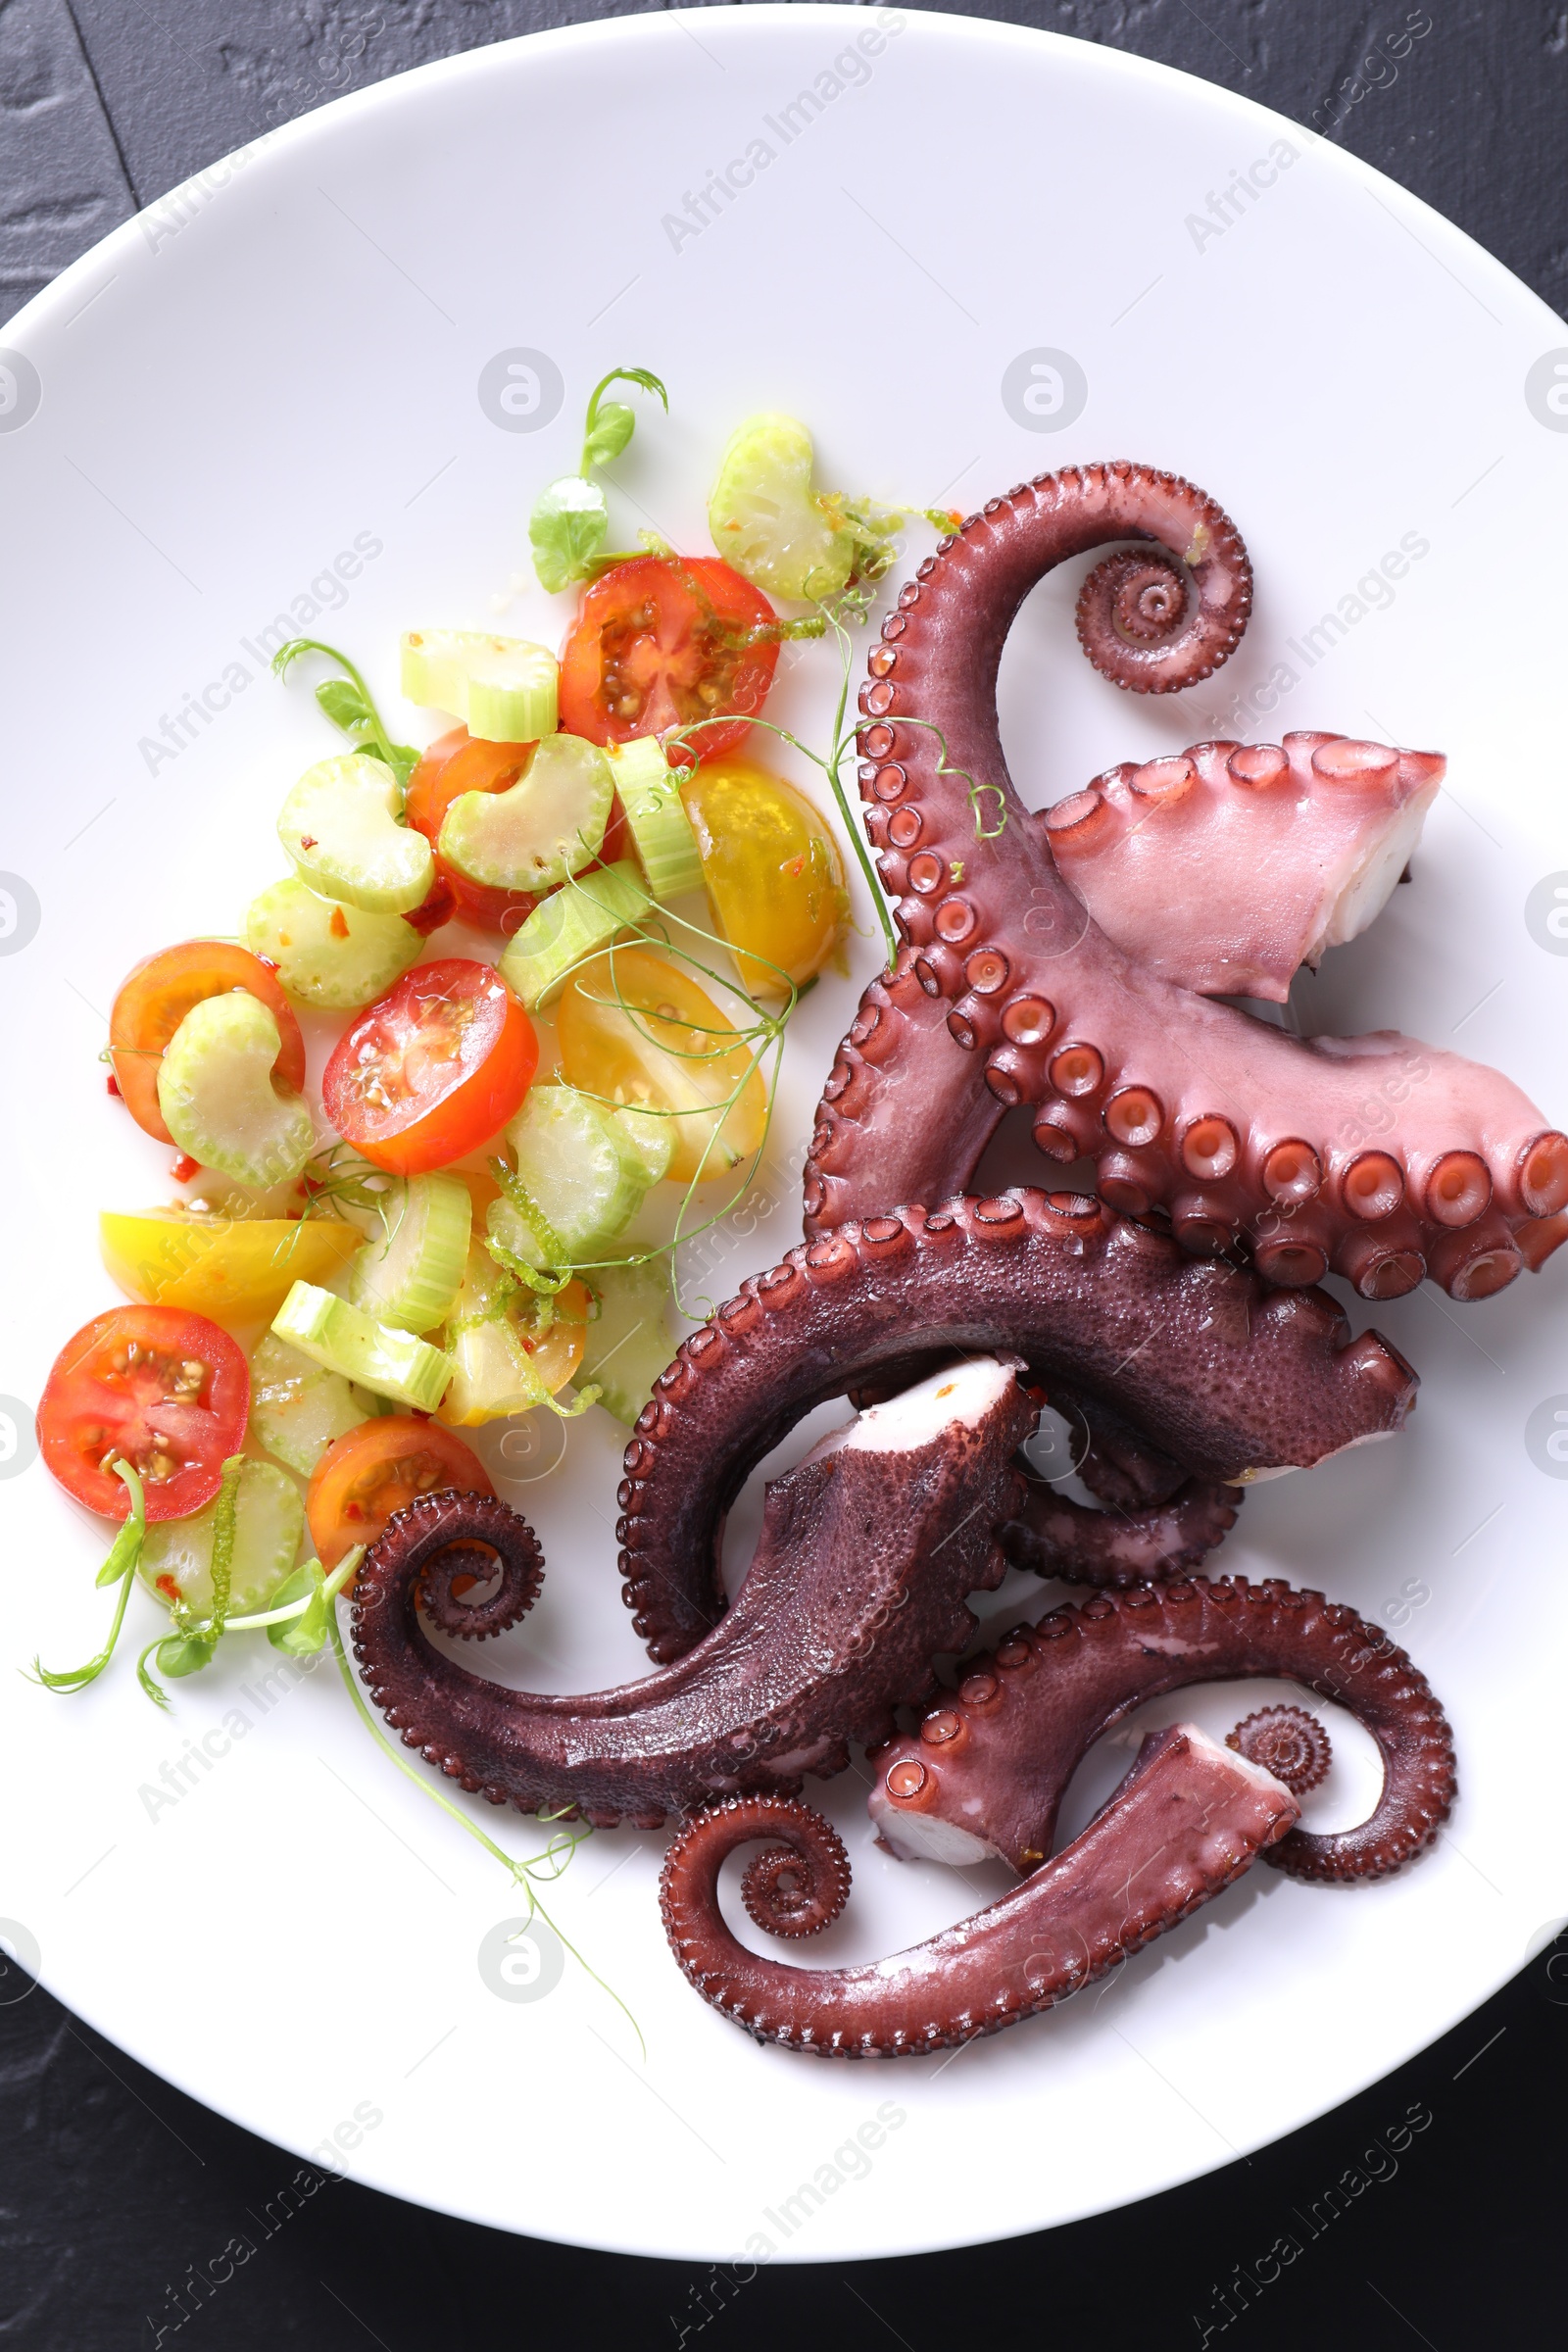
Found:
<box><xmin>99</xmin><ymin>1209</ymin><xmax>361</xmax><ymax>1328</ymax></box>
<box><xmin>556</xmin><ymin>944</ymin><xmax>767</xmax><ymax>1185</ymax></box>
<box><xmin>436</xmin><ymin>1249</ymin><xmax>589</xmax><ymax>1426</ymax></box>
<box><xmin>680</xmin><ymin>754</ymin><xmax>848</xmax><ymax>995</ymax></box>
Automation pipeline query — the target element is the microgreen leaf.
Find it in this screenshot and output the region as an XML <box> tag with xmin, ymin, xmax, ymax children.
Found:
<box><xmin>581</xmin><ymin>401</ymin><xmax>636</xmax><ymax>469</ymax></box>
<box><xmin>266</xmin><ymin>1562</ymin><xmax>330</xmax><ymax>1656</ymax></box>
<box><xmin>529</xmin><ymin>477</ymin><xmax>610</xmax><ymax>595</ymax></box>
<box><xmin>581</xmin><ymin>367</ymin><xmax>668</xmax><ymax>474</ymax></box>
<box><xmin>151</xmin><ymin>1633</ymin><xmax>218</xmax><ymax>1682</ymax></box>
<box><xmin>273</xmin><ymin>639</ymin><xmax>420</xmax><ymax>788</ymax></box>
<box><xmin>315</xmin><ymin>677</ymin><xmax>374</xmax><ymax>734</ymax></box>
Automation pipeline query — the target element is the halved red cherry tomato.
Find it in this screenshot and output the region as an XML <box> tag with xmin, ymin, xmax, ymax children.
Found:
<box><xmin>306</xmin><ymin>1414</ymin><xmax>495</xmax><ymax>1570</ymax></box>
<box><xmin>407</xmin><ymin>727</ymin><xmax>631</xmax><ymax>935</ymax></box>
<box><xmin>110</xmin><ymin>942</ymin><xmax>307</xmax><ymax>1145</ymax></box>
<box><xmin>559</xmin><ymin>556</ymin><xmax>780</xmax><ymax>762</ymax></box>
<box><xmin>38</xmin><ymin>1304</ymin><xmax>250</xmax><ymax>1522</ymax></box>
<box><xmin>320</xmin><ymin>957</ymin><xmax>536</xmax><ymax>1174</ymax></box>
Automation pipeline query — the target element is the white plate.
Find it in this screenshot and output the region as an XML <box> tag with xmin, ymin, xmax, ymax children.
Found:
<box><xmin>2</xmin><ymin>4</ymin><xmax>1566</xmax><ymax>2264</ymax></box>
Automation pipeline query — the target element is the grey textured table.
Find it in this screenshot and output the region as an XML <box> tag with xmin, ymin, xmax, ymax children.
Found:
<box><xmin>3</xmin><ymin>5</ymin><xmax>1565</xmax><ymax>2345</ymax></box>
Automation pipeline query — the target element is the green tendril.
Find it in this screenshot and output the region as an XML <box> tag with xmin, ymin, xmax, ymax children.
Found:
<box><xmin>28</xmin><ymin>1460</ymin><xmax>146</xmax><ymax>1692</ymax></box>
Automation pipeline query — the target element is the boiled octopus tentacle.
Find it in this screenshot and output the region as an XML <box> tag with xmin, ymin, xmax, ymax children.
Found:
<box><xmin>867</xmin><ymin>1576</ymin><xmax>1456</xmax><ymax>1884</ymax></box>
<box><xmin>618</xmin><ymin>1192</ymin><xmax>1417</xmax><ymax>1665</ymax></box>
<box><xmin>1000</xmin><ymin>1476</ymin><xmax>1240</xmax><ymax>1588</ymax></box>
<box><xmin>805</xmin><ymin>461</ymin><xmax>1568</xmax><ymax>1298</ymax></box>
<box><xmin>1047</xmin><ymin>732</ymin><xmax>1443</xmax><ymax>1002</ymax></box>
<box><xmin>659</xmin><ymin>1724</ymin><xmax>1298</xmax><ymax>2058</ymax></box>
<box><xmin>349</xmin><ymin>1355</ymin><xmax>1033</xmax><ymax>1829</ymax></box>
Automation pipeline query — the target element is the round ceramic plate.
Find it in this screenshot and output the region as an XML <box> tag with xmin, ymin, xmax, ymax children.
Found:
<box><xmin>3</xmin><ymin>3</ymin><xmax>1565</xmax><ymax>2264</ymax></box>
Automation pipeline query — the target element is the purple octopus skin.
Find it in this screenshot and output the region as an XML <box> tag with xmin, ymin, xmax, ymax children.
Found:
<box><xmin>805</xmin><ymin>461</ymin><xmax>1568</xmax><ymax>1300</ymax></box>
<box><xmin>349</xmin><ymin>1356</ymin><xmax>1033</xmax><ymax>1830</ymax></box>
<box><xmin>1230</xmin><ymin>1703</ymin><xmax>1333</xmax><ymax>1794</ymax></box>
<box><xmin>866</xmin><ymin>1576</ymin><xmax>1457</xmax><ymax>1885</ymax></box>
<box><xmin>618</xmin><ymin>1191</ymin><xmax>1416</xmax><ymax>1665</ymax></box>
<box><xmin>658</xmin><ymin>1723</ymin><xmax>1298</xmax><ymax>2058</ymax></box>
<box><xmin>1000</xmin><ymin>1476</ymin><xmax>1241</xmax><ymax>1589</ymax></box>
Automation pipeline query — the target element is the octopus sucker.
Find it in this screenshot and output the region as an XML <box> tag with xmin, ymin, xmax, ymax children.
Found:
<box><xmin>806</xmin><ymin>461</ymin><xmax>1567</xmax><ymax>1297</ymax></box>
<box><xmin>658</xmin><ymin>1724</ymin><xmax>1298</xmax><ymax>2057</ymax></box>
<box><xmin>866</xmin><ymin>1576</ymin><xmax>1456</xmax><ymax>1886</ymax></box>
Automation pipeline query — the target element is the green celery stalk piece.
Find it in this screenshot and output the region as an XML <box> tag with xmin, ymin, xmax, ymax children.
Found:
<box><xmin>608</xmin><ymin>738</ymin><xmax>704</xmax><ymax>901</ymax></box>
<box><xmin>277</xmin><ymin>753</ymin><xmax>433</xmax><ymax>915</ymax></box>
<box><xmin>271</xmin><ymin>1282</ymin><xmax>454</xmax><ymax>1412</ymax></box>
<box><xmin>581</xmin><ymin>1259</ymin><xmax>675</xmax><ymax>1425</ymax></box>
<box><xmin>157</xmin><ymin>992</ymin><xmax>316</xmax><ymax>1188</ymax></box>
<box><xmin>497</xmin><ymin>860</ymin><xmax>651</xmax><ymax>1010</ymax></box>
<box><xmin>400</xmin><ymin>629</ymin><xmax>558</xmax><ymax>744</ymax></box>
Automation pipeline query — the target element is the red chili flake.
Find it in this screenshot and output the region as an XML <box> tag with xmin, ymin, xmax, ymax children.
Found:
<box><xmin>170</xmin><ymin>1152</ymin><xmax>200</xmax><ymax>1183</ymax></box>
<box><xmin>329</xmin><ymin>906</ymin><xmax>351</xmax><ymax>940</ymax></box>
<box><xmin>404</xmin><ymin>871</ymin><xmax>457</xmax><ymax>938</ymax></box>
<box><xmin>155</xmin><ymin>1573</ymin><xmax>181</xmax><ymax>1603</ymax></box>
<box><xmin>299</xmin><ymin>835</ymin><xmax>318</xmax><ymax>851</ymax></box>
<box><xmin>106</xmin><ymin>1073</ymin><xmax>121</xmax><ymax>1098</ymax></box>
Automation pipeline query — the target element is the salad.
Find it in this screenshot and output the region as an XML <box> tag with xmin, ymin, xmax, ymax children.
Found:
<box><xmin>31</xmin><ymin>373</ymin><xmax>948</xmax><ymax>1962</ymax></box>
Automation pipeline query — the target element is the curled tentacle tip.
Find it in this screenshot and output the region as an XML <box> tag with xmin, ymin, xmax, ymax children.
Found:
<box><xmin>741</xmin><ymin>1839</ymin><xmax>850</xmax><ymax>1939</ymax></box>
<box><xmin>1228</xmin><ymin>1703</ymin><xmax>1333</xmax><ymax>1794</ymax></box>
<box><xmin>374</xmin><ymin>1490</ymin><xmax>546</xmax><ymax>1641</ymax></box>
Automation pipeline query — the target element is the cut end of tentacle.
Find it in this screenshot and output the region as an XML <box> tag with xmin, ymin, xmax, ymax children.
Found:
<box><xmin>1048</xmin><ymin>733</ymin><xmax>1444</xmax><ymax>1000</ymax></box>
<box><xmin>1228</xmin><ymin>1704</ymin><xmax>1333</xmax><ymax>1795</ymax></box>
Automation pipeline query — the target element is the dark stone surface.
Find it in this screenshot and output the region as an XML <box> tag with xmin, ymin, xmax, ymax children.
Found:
<box><xmin>4</xmin><ymin>3</ymin><xmax>1565</xmax><ymax>2343</ymax></box>
<box><xmin>0</xmin><ymin>0</ymin><xmax>133</xmax><ymax>318</ymax></box>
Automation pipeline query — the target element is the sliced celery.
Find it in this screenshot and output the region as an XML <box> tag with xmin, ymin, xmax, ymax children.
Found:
<box><xmin>611</xmin><ymin>1103</ymin><xmax>673</xmax><ymax>1188</ymax></box>
<box><xmin>278</xmin><ymin>754</ymin><xmax>433</xmax><ymax>915</ymax></box>
<box><xmin>497</xmin><ymin>859</ymin><xmax>650</xmax><ymax>1010</ymax></box>
<box><xmin>138</xmin><ymin>1459</ymin><xmax>304</xmax><ymax>1617</ymax></box>
<box><xmin>581</xmin><ymin>1259</ymin><xmax>675</xmax><ymax>1426</ymax></box>
<box><xmin>401</xmin><ymin>628</ymin><xmax>558</xmax><ymax>744</ymax></box>
<box><xmin>708</xmin><ymin>413</ymin><xmax>855</xmax><ymax>602</ymax></box>
<box><xmin>157</xmin><ymin>993</ymin><xmax>316</xmax><ymax>1188</ymax></box>
<box><xmin>488</xmin><ymin>1086</ymin><xmax>647</xmax><ymax>1267</ymax></box>
<box><xmin>245</xmin><ymin>875</ymin><xmax>421</xmax><ymax>1009</ymax></box>
<box><xmin>271</xmin><ymin>1282</ymin><xmax>453</xmax><ymax>1411</ymax></box>
<box><xmin>346</xmin><ymin>1171</ymin><xmax>471</xmax><ymax>1333</ymax></box>
<box><xmin>249</xmin><ymin>1332</ymin><xmax>371</xmax><ymax>1478</ymax></box>
<box><xmin>438</xmin><ymin>730</ymin><xmax>612</xmax><ymax>893</ymax></box>
<box><xmin>608</xmin><ymin>737</ymin><xmax>704</xmax><ymax>901</ymax></box>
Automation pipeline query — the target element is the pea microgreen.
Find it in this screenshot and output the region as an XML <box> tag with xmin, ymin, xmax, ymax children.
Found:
<box><xmin>272</xmin><ymin>638</ymin><xmax>420</xmax><ymax>788</ymax></box>
<box><xmin>28</xmin><ymin>1458</ymin><xmax>145</xmax><ymax>1692</ymax></box>
<box><xmin>528</xmin><ymin>366</ymin><xmax>669</xmax><ymax>594</ymax></box>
